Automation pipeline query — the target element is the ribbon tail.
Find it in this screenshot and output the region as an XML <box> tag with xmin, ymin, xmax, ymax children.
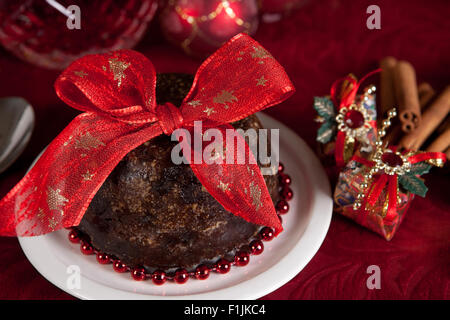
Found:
<box><xmin>384</xmin><ymin>175</ymin><xmax>398</xmax><ymax>225</ymax></box>
<box><xmin>177</xmin><ymin>123</ymin><xmax>282</xmax><ymax>236</ymax></box>
<box><xmin>335</xmin><ymin>131</ymin><xmax>346</xmax><ymax>167</ymax></box>
<box><xmin>408</xmin><ymin>152</ymin><xmax>447</xmax><ymax>166</ymax></box>
<box><xmin>0</xmin><ymin>113</ymin><xmax>162</xmax><ymax>236</ymax></box>
<box><xmin>366</xmin><ymin>174</ymin><xmax>388</xmax><ymax>208</ymax></box>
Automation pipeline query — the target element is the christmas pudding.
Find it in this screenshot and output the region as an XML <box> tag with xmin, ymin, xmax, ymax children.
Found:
<box><xmin>74</xmin><ymin>73</ymin><xmax>281</xmax><ymax>273</ymax></box>
<box><xmin>0</xmin><ymin>34</ymin><xmax>295</xmax><ymax>283</ymax></box>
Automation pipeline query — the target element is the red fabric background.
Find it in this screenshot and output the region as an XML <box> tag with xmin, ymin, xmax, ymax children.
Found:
<box><xmin>0</xmin><ymin>0</ymin><xmax>449</xmax><ymax>299</ymax></box>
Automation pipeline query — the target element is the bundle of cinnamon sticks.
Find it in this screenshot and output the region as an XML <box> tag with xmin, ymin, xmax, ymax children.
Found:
<box><xmin>379</xmin><ymin>57</ymin><xmax>450</xmax><ymax>159</ymax></box>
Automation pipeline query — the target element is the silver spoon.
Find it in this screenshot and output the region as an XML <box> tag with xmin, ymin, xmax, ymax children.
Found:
<box><xmin>0</xmin><ymin>97</ymin><xmax>35</xmax><ymax>174</ymax></box>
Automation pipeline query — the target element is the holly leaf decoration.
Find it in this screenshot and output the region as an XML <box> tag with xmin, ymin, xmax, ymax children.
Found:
<box><xmin>313</xmin><ymin>97</ymin><xmax>336</xmax><ymax>120</ymax></box>
<box><xmin>317</xmin><ymin>121</ymin><xmax>336</xmax><ymax>144</ymax></box>
<box><xmin>408</xmin><ymin>162</ymin><xmax>432</xmax><ymax>176</ymax></box>
<box><xmin>399</xmin><ymin>174</ymin><xmax>428</xmax><ymax>197</ymax></box>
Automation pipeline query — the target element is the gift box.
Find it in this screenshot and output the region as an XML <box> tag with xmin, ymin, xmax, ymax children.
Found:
<box><xmin>314</xmin><ymin>71</ymin><xmax>381</xmax><ymax>184</ymax></box>
<box><xmin>334</xmin><ymin>144</ymin><xmax>446</xmax><ymax>240</ymax></box>
<box><xmin>334</xmin><ymin>159</ymin><xmax>414</xmax><ymax>240</ymax></box>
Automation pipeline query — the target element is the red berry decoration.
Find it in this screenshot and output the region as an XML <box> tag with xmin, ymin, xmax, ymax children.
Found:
<box><xmin>174</xmin><ymin>269</ymin><xmax>189</xmax><ymax>284</ymax></box>
<box><xmin>96</xmin><ymin>252</ymin><xmax>111</xmax><ymax>265</ymax></box>
<box><xmin>234</xmin><ymin>251</ymin><xmax>250</xmax><ymax>266</ymax></box>
<box><xmin>216</xmin><ymin>259</ymin><xmax>231</xmax><ymax>274</ymax></box>
<box><xmin>278</xmin><ymin>162</ymin><xmax>285</xmax><ymax>173</ymax></box>
<box><xmin>381</xmin><ymin>152</ymin><xmax>404</xmax><ymax>167</ymax></box>
<box><xmin>249</xmin><ymin>240</ymin><xmax>264</xmax><ymax>255</ymax></box>
<box><xmin>112</xmin><ymin>260</ymin><xmax>128</xmax><ymax>273</ymax></box>
<box><xmin>195</xmin><ymin>265</ymin><xmax>210</xmax><ymax>280</ymax></box>
<box><xmin>260</xmin><ymin>227</ymin><xmax>274</xmax><ymax>241</ymax></box>
<box><xmin>68</xmin><ymin>229</ymin><xmax>80</xmax><ymax>243</ymax></box>
<box><xmin>80</xmin><ymin>240</ymin><xmax>94</xmax><ymax>255</ymax></box>
<box><xmin>279</xmin><ymin>173</ymin><xmax>292</xmax><ymax>186</ymax></box>
<box><xmin>344</xmin><ymin>110</ymin><xmax>365</xmax><ymax>129</ymax></box>
<box><xmin>159</xmin><ymin>0</ymin><xmax>259</xmax><ymax>58</ymax></box>
<box><xmin>276</xmin><ymin>199</ymin><xmax>289</xmax><ymax>214</ymax></box>
<box><xmin>131</xmin><ymin>267</ymin><xmax>147</xmax><ymax>281</ymax></box>
<box><xmin>281</xmin><ymin>187</ymin><xmax>293</xmax><ymax>201</ymax></box>
<box><xmin>152</xmin><ymin>270</ymin><xmax>167</xmax><ymax>285</ymax></box>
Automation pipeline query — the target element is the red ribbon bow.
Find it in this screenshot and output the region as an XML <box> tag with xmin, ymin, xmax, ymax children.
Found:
<box><xmin>0</xmin><ymin>34</ymin><xmax>294</xmax><ymax>237</ymax></box>
<box><xmin>331</xmin><ymin>69</ymin><xmax>380</xmax><ymax>167</ymax></box>
<box><xmin>353</xmin><ymin>150</ymin><xmax>446</xmax><ymax>224</ymax></box>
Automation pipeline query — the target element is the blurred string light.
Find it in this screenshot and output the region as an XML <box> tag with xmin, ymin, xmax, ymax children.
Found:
<box><xmin>163</xmin><ymin>0</ymin><xmax>256</xmax><ymax>56</ymax></box>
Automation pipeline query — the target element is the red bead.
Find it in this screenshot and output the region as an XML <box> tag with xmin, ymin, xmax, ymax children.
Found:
<box><xmin>68</xmin><ymin>229</ymin><xmax>80</xmax><ymax>243</ymax></box>
<box><xmin>381</xmin><ymin>152</ymin><xmax>404</xmax><ymax>167</ymax></box>
<box><xmin>174</xmin><ymin>268</ymin><xmax>189</xmax><ymax>284</ymax></box>
<box><xmin>112</xmin><ymin>260</ymin><xmax>128</xmax><ymax>273</ymax></box>
<box><xmin>249</xmin><ymin>240</ymin><xmax>264</xmax><ymax>255</ymax></box>
<box><xmin>279</xmin><ymin>174</ymin><xmax>291</xmax><ymax>186</ymax></box>
<box><xmin>131</xmin><ymin>267</ymin><xmax>147</xmax><ymax>281</ymax></box>
<box><xmin>234</xmin><ymin>251</ymin><xmax>250</xmax><ymax>266</ymax></box>
<box><xmin>344</xmin><ymin>110</ymin><xmax>365</xmax><ymax>129</ymax></box>
<box><xmin>195</xmin><ymin>265</ymin><xmax>210</xmax><ymax>280</ymax></box>
<box><xmin>152</xmin><ymin>270</ymin><xmax>166</xmax><ymax>285</ymax></box>
<box><xmin>216</xmin><ymin>259</ymin><xmax>231</xmax><ymax>274</ymax></box>
<box><xmin>276</xmin><ymin>200</ymin><xmax>289</xmax><ymax>214</ymax></box>
<box><xmin>278</xmin><ymin>215</ymin><xmax>283</xmax><ymax>224</ymax></box>
<box><xmin>281</xmin><ymin>187</ymin><xmax>293</xmax><ymax>201</ymax></box>
<box><xmin>260</xmin><ymin>227</ymin><xmax>274</xmax><ymax>241</ymax></box>
<box><xmin>96</xmin><ymin>252</ymin><xmax>111</xmax><ymax>264</ymax></box>
<box><xmin>80</xmin><ymin>241</ymin><xmax>94</xmax><ymax>255</ymax></box>
<box><xmin>278</xmin><ymin>162</ymin><xmax>285</xmax><ymax>173</ymax></box>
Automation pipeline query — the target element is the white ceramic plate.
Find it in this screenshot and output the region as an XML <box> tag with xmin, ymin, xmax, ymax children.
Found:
<box><xmin>18</xmin><ymin>113</ymin><xmax>332</xmax><ymax>300</ymax></box>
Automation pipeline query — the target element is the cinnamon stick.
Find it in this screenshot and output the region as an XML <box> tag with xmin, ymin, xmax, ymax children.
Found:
<box><xmin>425</xmin><ymin>123</ymin><xmax>450</xmax><ymax>153</ymax></box>
<box><xmin>394</xmin><ymin>61</ymin><xmax>421</xmax><ymax>132</ymax></box>
<box><xmin>418</xmin><ymin>82</ymin><xmax>435</xmax><ymax>108</ymax></box>
<box><xmin>399</xmin><ymin>86</ymin><xmax>450</xmax><ymax>150</ymax></box>
<box><xmin>379</xmin><ymin>57</ymin><xmax>397</xmax><ymax>121</ymax></box>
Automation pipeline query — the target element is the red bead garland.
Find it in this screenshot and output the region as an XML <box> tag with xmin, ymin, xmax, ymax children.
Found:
<box><xmin>279</xmin><ymin>173</ymin><xmax>291</xmax><ymax>185</ymax></box>
<box><xmin>281</xmin><ymin>187</ymin><xmax>293</xmax><ymax>201</ymax></box>
<box><xmin>249</xmin><ymin>240</ymin><xmax>264</xmax><ymax>255</ymax></box>
<box><xmin>68</xmin><ymin>229</ymin><xmax>81</xmax><ymax>243</ymax></box>
<box><xmin>216</xmin><ymin>258</ymin><xmax>231</xmax><ymax>274</ymax></box>
<box><xmin>152</xmin><ymin>270</ymin><xmax>167</xmax><ymax>285</ymax></box>
<box><xmin>131</xmin><ymin>267</ymin><xmax>147</xmax><ymax>281</ymax></box>
<box><xmin>96</xmin><ymin>252</ymin><xmax>111</xmax><ymax>265</ymax></box>
<box><xmin>174</xmin><ymin>268</ymin><xmax>189</xmax><ymax>284</ymax></box>
<box><xmin>67</xmin><ymin>162</ymin><xmax>293</xmax><ymax>285</ymax></box>
<box><xmin>234</xmin><ymin>251</ymin><xmax>250</xmax><ymax>266</ymax></box>
<box><xmin>112</xmin><ymin>260</ymin><xmax>128</xmax><ymax>273</ymax></box>
<box><xmin>80</xmin><ymin>240</ymin><xmax>94</xmax><ymax>255</ymax></box>
<box><xmin>260</xmin><ymin>227</ymin><xmax>274</xmax><ymax>241</ymax></box>
<box><xmin>195</xmin><ymin>265</ymin><xmax>210</xmax><ymax>280</ymax></box>
<box><xmin>276</xmin><ymin>199</ymin><xmax>289</xmax><ymax>214</ymax></box>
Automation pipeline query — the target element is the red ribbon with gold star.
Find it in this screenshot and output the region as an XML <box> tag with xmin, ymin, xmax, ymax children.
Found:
<box><xmin>0</xmin><ymin>34</ymin><xmax>294</xmax><ymax>237</ymax></box>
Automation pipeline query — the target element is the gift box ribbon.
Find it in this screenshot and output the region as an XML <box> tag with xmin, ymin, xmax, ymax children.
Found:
<box><xmin>0</xmin><ymin>33</ymin><xmax>294</xmax><ymax>236</ymax></box>
<box><xmin>352</xmin><ymin>150</ymin><xmax>446</xmax><ymax>225</ymax></box>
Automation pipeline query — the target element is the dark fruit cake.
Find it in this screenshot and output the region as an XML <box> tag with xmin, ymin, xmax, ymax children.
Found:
<box><xmin>75</xmin><ymin>73</ymin><xmax>279</xmax><ymax>273</ymax></box>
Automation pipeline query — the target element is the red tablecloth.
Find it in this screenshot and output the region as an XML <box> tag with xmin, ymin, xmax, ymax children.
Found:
<box><xmin>0</xmin><ymin>0</ymin><xmax>449</xmax><ymax>299</ymax></box>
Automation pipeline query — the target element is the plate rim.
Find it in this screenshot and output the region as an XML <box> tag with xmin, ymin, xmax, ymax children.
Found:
<box><xmin>18</xmin><ymin>113</ymin><xmax>332</xmax><ymax>300</ymax></box>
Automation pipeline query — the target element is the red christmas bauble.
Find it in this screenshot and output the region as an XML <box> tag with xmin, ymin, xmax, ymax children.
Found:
<box><xmin>0</xmin><ymin>0</ymin><xmax>158</xmax><ymax>69</ymax></box>
<box><xmin>159</xmin><ymin>0</ymin><xmax>259</xmax><ymax>57</ymax></box>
